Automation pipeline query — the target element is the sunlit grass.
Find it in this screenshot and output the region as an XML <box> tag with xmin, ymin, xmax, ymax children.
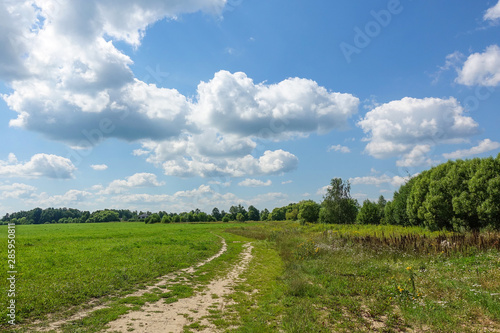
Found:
<box><xmin>0</xmin><ymin>222</ymin><xmax>233</xmax><ymax>326</ymax></box>
<box><xmin>227</xmin><ymin>221</ymin><xmax>500</xmax><ymax>332</ymax></box>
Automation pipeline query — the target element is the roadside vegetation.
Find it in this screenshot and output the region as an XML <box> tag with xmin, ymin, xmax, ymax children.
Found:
<box><xmin>227</xmin><ymin>222</ymin><xmax>500</xmax><ymax>332</ymax></box>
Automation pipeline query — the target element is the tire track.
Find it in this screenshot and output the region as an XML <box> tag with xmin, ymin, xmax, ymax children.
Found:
<box><xmin>33</xmin><ymin>235</ymin><xmax>228</xmax><ymax>333</ymax></box>
<box><xmin>103</xmin><ymin>242</ymin><xmax>253</xmax><ymax>333</ymax></box>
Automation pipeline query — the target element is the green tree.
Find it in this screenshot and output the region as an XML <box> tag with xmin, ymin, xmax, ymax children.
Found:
<box><xmin>229</xmin><ymin>206</ymin><xmax>238</xmax><ymax>220</ymax></box>
<box><xmin>145</xmin><ymin>213</ymin><xmax>160</xmax><ymax>224</ymax></box>
<box><xmin>377</xmin><ymin>195</ymin><xmax>386</xmax><ymax>223</ymax></box>
<box><xmin>387</xmin><ymin>177</ymin><xmax>416</xmax><ymax>226</ymax></box>
<box><xmin>285</xmin><ymin>208</ymin><xmax>299</xmax><ymax>221</ymax></box>
<box><xmin>211</xmin><ymin>207</ymin><xmax>222</xmax><ymax>221</ymax></box>
<box><xmin>357</xmin><ymin>199</ymin><xmax>381</xmax><ymax>225</ymax></box>
<box><xmin>222</xmin><ymin>214</ymin><xmax>230</xmax><ymax>223</ymax></box>
<box><xmin>319</xmin><ymin>178</ymin><xmax>358</xmax><ymax>224</ymax></box>
<box><xmin>298</xmin><ymin>200</ymin><xmax>320</xmax><ymax>223</ymax></box>
<box><xmin>270</xmin><ymin>206</ymin><xmax>286</xmax><ymax>221</ymax></box>
<box><xmin>236</xmin><ymin>213</ymin><xmax>246</xmax><ymax>222</ymax></box>
<box><xmin>247</xmin><ymin>205</ymin><xmax>260</xmax><ymax>221</ymax></box>
<box><xmin>260</xmin><ymin>208</ymin><xmax>270</xmax><ymax>221</ymax></box>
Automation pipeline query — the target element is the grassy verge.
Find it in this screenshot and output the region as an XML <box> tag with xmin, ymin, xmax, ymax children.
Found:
<box><xmin>227</xmin><ymin>222</ymin><xmax>500</xmax><ymax>332</ymax></box>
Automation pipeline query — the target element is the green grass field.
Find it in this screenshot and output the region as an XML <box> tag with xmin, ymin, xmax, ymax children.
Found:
<box><xmin>1</xmin><ymin>221</ymin><xmax>500</xmax><ymax>332</ymax></box>
<box><xmin>0</xmin><ymin>222</ymin><xmax>230</xmax><ymax>326</ymax></box>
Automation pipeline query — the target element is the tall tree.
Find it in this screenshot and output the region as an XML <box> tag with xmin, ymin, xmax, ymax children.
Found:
<box><xmin>211</xmin><ymin>207</ymin><xmax>222</xmax><ymax>221</ymax></box>
<box><xmin>319</xmin><ymin>178</ymin><xmax>358</xmax><ymax>224</ymax></box>
<box><xmin>247</xmin><ymin>205</ymin><xmax>260</xmax><ymax>221</ymax></box>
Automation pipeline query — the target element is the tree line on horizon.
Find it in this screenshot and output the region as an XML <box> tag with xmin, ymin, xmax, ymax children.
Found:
<box><xmin>2</xmin><ymin>154</ymin><xmax>499</xmax><ymax>231</ymax></box>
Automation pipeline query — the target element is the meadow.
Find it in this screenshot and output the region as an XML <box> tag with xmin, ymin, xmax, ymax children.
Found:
<box><xmin>1</xmin><ymin>221</ymin><xmax>499</xmax><ymax>332</ymax></box>
<box><xmin>0</xmin><ymin>223</ymin><xmax>228</xmax><ymax>327</ymax></box>
<box><xmin>227</xmin><ymin>222</ymin><xmax>500</xmax><ymax>332</ymax></box>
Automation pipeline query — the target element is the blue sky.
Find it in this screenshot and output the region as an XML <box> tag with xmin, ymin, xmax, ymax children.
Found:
<box><xmin>1</xmin><ymin>0</ymin><xmax>500</xmax><ymax>215</ymax></box>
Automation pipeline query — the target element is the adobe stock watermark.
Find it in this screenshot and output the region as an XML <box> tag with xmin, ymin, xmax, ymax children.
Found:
<box><xmin>462</xmin><ymin>86</ymin><xmax>496</xmax><ymax>112</ymax></box>
<box><xmin>340</xmin><ymin>0</ymin><xmax>411</xmax><ymax>64</ymax></box>
<box><xmin>6</xmin><ymin>222</ymin><xmax>17</xmax><ymax>325</ymax></box>
<box><xmin>224</xmin><ymin>0</ymin><xmax>244</xmax><ymax>13</ymax></box>
<box><xmin>143</xmin><ymin>65</ymin><xmax>170</xmax><ymax>85</ymax></box>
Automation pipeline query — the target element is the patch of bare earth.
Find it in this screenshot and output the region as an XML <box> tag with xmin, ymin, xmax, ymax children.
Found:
<box><xmin>103</xmin><ymin>242</ymin><xmax>254</xmax><ymax>333</ymax></box>
<box><xmin>32</xmin><ymin>235</ymin><xmax>228</xmax><ymax>333</ymax></box>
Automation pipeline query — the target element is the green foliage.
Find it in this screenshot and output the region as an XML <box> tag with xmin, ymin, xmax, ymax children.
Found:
<box><xmin>319</xmin><ymin>178</ymin><xmax>358</xmax><ymax>224</ymax></box>
<box><xmin>88</xmin><ymin>210</ymin><xmax>120</xmax><ymax>223</ymax></box>
<box><xmin>285</xmin><ymin>208</ymin><xmax>299</xmax><ymax>221</ymax></box>
<box><xmin>357</xmin><ymin>199</ymin><xmax>381</xmax><ymax>225</ymax></box>
<box><xmin>211</xmin><ymin>207</ymin><xmax>222</xmax><ymax>221</ymax></box>
<box><xmin>260</xmin><ymin>208</ymin><xmax>270</xmax><ymax>221</ymax></box>
<box><xmin>385</xmin><ymin>177</ymin><xmax>415</xmax><ymax>226</ymax></box>
<box><xmin>161</xmin><ymin>215</ymin><xmax>171</xmax><ymax>224</ymax></box>
<box><xmin>222</xmin><ymin>214</ymin><xmax>231</xmax><ymax>223</ymax></box>
<box><xmin>236</xmin><ymin>213</ymin><xmax>246</xmax><ymax>222</ymax></box>
<box><xmin>297</xmin><ymin>200</ymin><xmax>320</xmax><ymax>223</ymax></box>
<box><xmin>248</xmin><ymin>205</ymin><xmax>260</xmax><ymax>221</ymax></box>
<box><xmin>384</xmin><ymin>156</ymin><xmax>500</xmax><ymax>231</ymax></box>
<box><xmin>270</xmin><ymin>206</ymin><xmax>287</xmax><ymax>221</ymax></box>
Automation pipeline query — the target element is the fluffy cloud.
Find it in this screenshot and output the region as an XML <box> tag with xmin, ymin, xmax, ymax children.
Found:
<box><xmin>396</xmin><ymin>145</ymin><xmax>435</xmax><ymax>167</ymax></box>
<box><xmin>316</xmin><ymin>185</ymin><xmax>331</xmax><ymax>196</ymax></box>
<box><xmin>1</xmin><ymin>0</ymin><xmax>223</xmax><ymax>146</ymax></box>
<box><xmin>349</xmin><ymin>175</ymin><xmax>408</xmax><ymax>188</ymax></box>
<box><xmin>195</xmin><ymin>71</ymin><xmax>359</xmax><ymax>140</ymax></box>
<box><xmin>358</xmin><ymin>97</ymin><xmax>478</xmax><ymax>162</ymax></box>
<box><xmin>0</xmin><ymin>183</ymin><xmax>37</xmax><ymax>199</ymax></box>
<box><xmin>110</xmin><ymin>185</ymin><xmax>246</xmax><ymax>212</ymax></box>
<box><xmin>484</xmin><ymin>1</ymin><xmax>500</xmax><ymax>21</ymax></box>
<box><xmin>0</xmin><ymin>153</ymin><xmax>76</xmax><ymax>179</ymax></box>
<box><xmin>26</xmin><ymin>189</ymin><xmax>93</xmax><ymax>208</ymax></box>
<box><xmin>99</xmin><ymin>172</ymin><xmax>165</xmax><ymax>194</ymax></box>
<box><xmin>1</xmin><ymin>2</ymin><xmax>362</xmax><ymax>179</ymax></box>
<box><xmin>443</xmin><ymin>139</ymin><xmax>500</xmax><ymax>159</ymax></box>
<box><xmin>90</xmin><ymin>164</ymin><xmax>108</xmax><ymax>171</ymax></box>
<box><xmin>160</xmin><ymin>149</ymin><xmax>299</xmax><ymax>178</ymax></box>
<box><xmin>456</xmin><ymin>45</ymin><xmax>500</xmax><ymax>87</ymax></box>
<box><xmin>238</xmin><ymin>179</ymin><xmax>272</xmax><ymax>187</ymax></box>
<box><xmin>327</xmin><ymin>144</ymin><xmax>351</xmax><ymax>153</ymax></box>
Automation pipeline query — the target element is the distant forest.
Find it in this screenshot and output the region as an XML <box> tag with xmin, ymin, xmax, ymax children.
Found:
<box><xmin>2</xmin><ymin>154</ymin><xmax>499</xmax><ymax>232</ymax></box>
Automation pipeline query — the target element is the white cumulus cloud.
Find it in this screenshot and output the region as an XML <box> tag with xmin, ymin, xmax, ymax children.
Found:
<box><xmin>484</xmin><ymin>1</ymin><xmax>500</xmax><ymax>21</ymax></box>
<box><xmin>358</xmin><ymin>97</ymin><xmax>478</xmax><ymax>162</ymax></box>
<box><xmin>0</xmin><ymin>183</ymin><xmax>37</xmax><ymax>199</ymax></box>
<box><xmin>90</xmin><ymin>164</ymin><xmax>108</xmax><ymax>171</ymax></box>
<box><xmin>455</xmin><ymin>45</ymin><xmax>500</xmax><ymax>87</ymax></box>
<box><xmin>443</xmin><ymin>139</ymin><xmax>500</xmax><ymax>159</ymax></box>
<box><xmin>327</xmin><ymin>144</ymin><xmax>351</xmax><ymax>153</ymax></box>
<box><xmin>238</xmin><ymin>179</ymin><xmax>272</xmax><ymax>187</ymax></box>
<box><xmin>99</xmin><ymin>172</ymin><xmax>165</xmax><ymax>194</ymax></box>
<box><xmin>0</xmin><ymin>153</ymin><xmax>76</xmax><ymax>179</ymax></box>
<box><xmin>396</xmin><ymin>145</ymin><xmax>436</xmax><ymax>167</ymax></box>
<box><xmin>158</xmin><ymin>149</ymin><xmax>298</xmax><ymax>178</ymax></box>
<box><xmin>0</xmin><ymin>0</ymin><xmax>224</xmax><ymax>146</ymax></box>
<box><xmin>349</xmin><ymin>175</ymin><xmax>408</xmax><ymax>188</ymax></box>
<box><xmin>194</xmin><ymin>70</ymin><xmax>359</xmax><ymax>140</ymax></box>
